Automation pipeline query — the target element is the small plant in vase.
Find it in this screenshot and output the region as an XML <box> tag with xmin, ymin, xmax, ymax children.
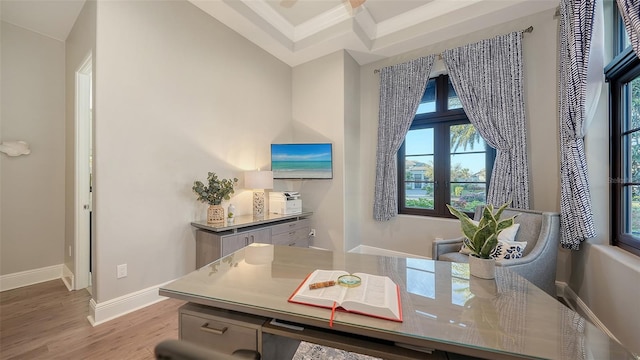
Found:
<box><xmin>446</xmin><ymin>202</ymin><xmax>516</xmax><ymax>279</ymax></box>
<box><xmin>192</xmin><ymin>172</ymin><xmax>238</xmax><ymax>225</ymax></box>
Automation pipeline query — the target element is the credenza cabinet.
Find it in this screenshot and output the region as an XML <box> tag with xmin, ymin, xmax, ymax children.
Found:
<box><xmin>269</xmin><ymin>219</ymin><xmax>310</xmax><ymax>247</ymax></box>
<box><xmin>193</xmin><ymin>213</ymin><xmax>311</xmax><ymax>268</ymax></box>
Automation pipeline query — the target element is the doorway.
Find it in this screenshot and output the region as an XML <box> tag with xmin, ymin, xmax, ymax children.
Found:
<box><xmin>75</xmin><ymin>54</ymin><xmax>92</xmax><ymax>291</ymax></box>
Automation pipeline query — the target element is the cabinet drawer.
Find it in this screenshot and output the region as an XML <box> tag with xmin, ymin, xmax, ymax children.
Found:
<box><xmin>180</xmin><ymin>313</ymin><xmax>257</xmax><ymax>353</ymax></box>
<box><xmin>270</xmin><ymin>219</ymin><xmax>311</xmax><ymax>236</ymax></box>
<box><xmin>180</xmin><ymin>304</ymin><xmax>264</xmax><ymax>354</ymax></box>
<box><xmin>271</xmin><ymin>227</ymin><xmax>309</xmax><ymax>247</ymax></box>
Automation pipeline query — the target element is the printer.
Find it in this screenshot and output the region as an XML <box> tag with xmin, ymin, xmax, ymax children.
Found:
<box><xmin>269</xmin><ymin>192</ymin><xmax>302</xmax><ymax>215</ymax></box>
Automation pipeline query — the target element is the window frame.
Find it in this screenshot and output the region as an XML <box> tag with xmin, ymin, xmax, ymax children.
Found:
<box><xmin>606</xmin><ymin>8</ymin><xmax>640</xmax><ymax>256</ymax></box>
<box><xmin>397</xmin><ymin>74</ymin><xmax>495</xmax><ymax>218</ymax></box>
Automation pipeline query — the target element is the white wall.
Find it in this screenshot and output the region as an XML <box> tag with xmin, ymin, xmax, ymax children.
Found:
<box><xmin>93</xmin><ymin>0</ymin><xmax>292</xmax><ymax>302</ymax></box>
<box><xmin>357</xmin><ymin>9</ymin><xmax>561</xmax><ymax>258</ymax></box>
<box><xmin>0</xmin><ymin>22</ymin><xmax>66</xmax><ymax>275</ymax></box>
<box><xmin>290</xmin><ymin>51</ymin><xmax>352</xmax><ymax>251</ymax></box>
<box><xmin>343</xmin><ymin>52</ymin><xmax>361</xmax><ymax>252</ymax></box>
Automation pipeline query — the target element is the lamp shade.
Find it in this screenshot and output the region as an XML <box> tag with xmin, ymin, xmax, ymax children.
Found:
<box><xmin>245</xmin><ymin>170</ymin><xmax>273</xmax><ymax>190</ymax></box>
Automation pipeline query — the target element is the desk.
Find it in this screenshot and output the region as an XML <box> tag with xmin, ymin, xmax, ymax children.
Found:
<box><xmin>160</xmin><ymin>245</ymin><xmax>636</xmax><ymax>360</ymax></box>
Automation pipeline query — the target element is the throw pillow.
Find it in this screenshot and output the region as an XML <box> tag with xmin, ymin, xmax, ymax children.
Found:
<box><xmin>491</xmin><ymin>239</ymin><xmax>528</xmax><ymax>260</ymax></box>
<box><xmin>459</xmin><ymin>222</ymin><xmax>524</xmax><ymax>259</ymax></box>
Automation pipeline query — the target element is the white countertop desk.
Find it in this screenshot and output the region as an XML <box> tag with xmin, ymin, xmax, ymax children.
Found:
<box><xmin>159</xmin><ymin>245</ymin><xmax>636</xmax><ymax>360</ymax></box>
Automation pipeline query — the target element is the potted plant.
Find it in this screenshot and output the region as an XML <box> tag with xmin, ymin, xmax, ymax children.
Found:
<box><xmin>192</xmin><ymin>172</ymin><xmax>238</xmax><ymax>224</ymax></box>
<box><xmin>446</xmin><ymin>202</ymin><xmax>516</xmax><ymax>279</ymax></box>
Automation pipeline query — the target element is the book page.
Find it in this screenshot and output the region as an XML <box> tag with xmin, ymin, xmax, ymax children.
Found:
<box><xmin>343</xmin><ymin>273</ymin><xmax>388</xmax><ymax>307</ymax></box>
<box><xmin>290</xmin><ymin>270</ymin><xmax>348</xmax><ymax>308</ymax></box>
<box><xmin>341</xmin><ymin>273</ymin><xmax>401</xmax><ymax>321</ymax></box>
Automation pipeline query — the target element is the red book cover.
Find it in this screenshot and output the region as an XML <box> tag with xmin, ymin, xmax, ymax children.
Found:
<box><xmin>288</xmin><ymin>270</ymin><xmax>403</xmax><ymax>323</ymax></box>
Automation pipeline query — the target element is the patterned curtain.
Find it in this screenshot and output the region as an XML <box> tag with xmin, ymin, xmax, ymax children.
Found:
<box><xmin>616</xmin><ymin>0</ymin><xmax>640</xmax><ymax>56</ymax></box>
<box><xmin>558</xmin><ymin>0</ymin><xmax>597</xmax><ymax>250</ymax></box>
<box><xmin>374</xmin><ymin>55</ymin><xmax>436</xmax><ymax>221</ymax></box>
<box><xmin>442</xmin><ymin>32</ymin><xmax>530</xmax><ymax>209</ymax></box>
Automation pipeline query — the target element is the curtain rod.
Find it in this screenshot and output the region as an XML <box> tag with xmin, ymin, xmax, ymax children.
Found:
<box><xmin>373</xmin><ymin>26</ymin><xmax>534</xmax><ymax>74</ymax></box>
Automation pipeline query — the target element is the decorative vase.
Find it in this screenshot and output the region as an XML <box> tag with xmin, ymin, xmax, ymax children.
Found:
<box><xmin>468</xmin><ymin>255</ymin><xmax>495</xmax><ymax>279</ymax></box>
<box><xmin>207</xmin><ymin>204</ymin><xmax>225</xmax><ymax>225</ymax></box>
<box><xmin>227</xmin><ymin>204</ymin><xmax>236</xmax><ymax>224</ymax></box>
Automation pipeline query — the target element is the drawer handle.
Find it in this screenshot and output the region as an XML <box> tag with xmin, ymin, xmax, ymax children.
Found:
<box><xmin>200</xmin><ymin>323</ymin><xmax>228</xmax><ymax>335</ymax></box>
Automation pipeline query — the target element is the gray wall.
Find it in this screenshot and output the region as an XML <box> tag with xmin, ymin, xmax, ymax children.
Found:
<box><xmin>1</xmin><ymin>21</ymin><xmax>66</xmax><ymax>275</ymax></box>
<box><xmin>93</xmin><ymin>0</ymin><xmax>292</xmax><ymax>302</ymax></box>
<box><xmin>290</xmin><ymin>51</ymin><xmax>349</xmax><ymax>251</ymax></box>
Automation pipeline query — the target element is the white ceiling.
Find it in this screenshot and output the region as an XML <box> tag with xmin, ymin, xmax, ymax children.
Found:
<box><xmin>0</xmin><ymin>0</ymin><xmax>559</xmax><ymax>66</ymax></box>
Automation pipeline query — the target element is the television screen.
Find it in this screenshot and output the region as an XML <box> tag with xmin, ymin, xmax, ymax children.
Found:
<box><xmin>271</xmin><ymin>143</ymin><xmax>333</xmax><ymax>179</ymax></box>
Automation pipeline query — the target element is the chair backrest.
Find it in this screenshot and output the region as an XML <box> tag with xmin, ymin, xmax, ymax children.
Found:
<box><xmin>473</xmin><ymin>206</ymin><xmax>552</xmax><ymax>257</ymax></box>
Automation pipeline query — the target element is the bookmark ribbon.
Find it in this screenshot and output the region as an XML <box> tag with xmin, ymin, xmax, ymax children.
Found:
<box><xmin>329</xmin><ymin>301</ymin><xmax>337</xmax><ymax>327</ymax></box>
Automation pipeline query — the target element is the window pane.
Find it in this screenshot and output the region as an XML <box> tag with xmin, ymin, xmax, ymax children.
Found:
<box><xmin>449</xmin><ymin>123</ymin><xmax>487</xmax><ymax>214</ymax></box>
<box><xmin>627</xmin><ymin>131</ymin><xmax>640</xmax><ymax>183</ymax></box>
<box><xmin>416</xmin><ymin>79</ymin><xmax>436</xmax><ymax>114</ymax></box>
<box><xmin>405</xmin><ymin>182</ymin><xmax>435</xmax><ymax>210</ymax></box>
<box><xmin>406</xmin><ymin>128</ymin><xmax>434</xmax><ymax>155</ymax></box>
<box><xmin>625</xmin><ymin>76</ymin><xmax>640</xmax><ymax>130</ymax></box>
<box><xmin>450</xmin><ymin>183</ymin><xmax>486</xmax><ymax>213</ymax></box>
<box><xmin>623</xmin><ymin>21</ymin><xmax>631</xmax><ymax>50</ymax></box>
<box><xmin>623</xmin><ymin>76</ymin><xmax>640</xmax><ymax>183</ymax></box>
<box><xmin>450</xmin><ymin>153</ymin><xmax>486</xmax><ymax>182</ymax></box>
<box><xmin>625</xmin><ymin>185</ymin><xmax>640</xmax><ymax>235</ymax></box>
<box><xmin>448</xmin><ymin>80</ymin><xmax>462</xmax><ymax>110</ymax></box>
<box><xmin>450</xmin><ymin>124</ymin><xmax>484</xmax><ymax>153</ymax></box>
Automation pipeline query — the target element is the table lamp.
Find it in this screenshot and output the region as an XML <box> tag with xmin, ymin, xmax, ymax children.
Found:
<box><xmin>245</xmin><ymin>170</ymin><xmax>273</xmax><ymax>218</ymax></box>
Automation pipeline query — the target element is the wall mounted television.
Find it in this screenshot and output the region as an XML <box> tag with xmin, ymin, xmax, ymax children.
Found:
<box><xmin>271</xmin><ymin>143</ymin><xmax>333</xmax><ymax>179</ymax></box>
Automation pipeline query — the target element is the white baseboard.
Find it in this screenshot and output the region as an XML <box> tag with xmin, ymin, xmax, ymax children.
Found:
<box><xmin>0</xmin><ymin>264</ymin><xmax>63</xmax><ymax>292</ymax></box>
<box><xmin>88</xmin><ymin>281</ymin><xmax>171</xmax><ymax>326</ymax></box>
<box><xmin>349</xmin><ymin>245</ymin><xmax>431</xmax><ymax>259</ymax></box>
<box><xmin>62</xmin><ymin>264</ymin><xmax>74</xmax><ymax>291</ymax></box>
<box><xmin>555</xmin><ymin>281</ymin><xmax>622</xmax><ymax>345</ymax></box>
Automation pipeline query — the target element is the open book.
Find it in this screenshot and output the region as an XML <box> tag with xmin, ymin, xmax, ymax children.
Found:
<box><xmin>288</xmin><ymin>269</ymin><xmax>402</xmax><ymax>322</ymax></box>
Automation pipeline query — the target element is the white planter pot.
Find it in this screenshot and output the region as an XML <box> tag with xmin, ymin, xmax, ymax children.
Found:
<box><xmin>468</xmin><ymin>255</ymin><xmax>495</xmax><ymax>279</ymax></box>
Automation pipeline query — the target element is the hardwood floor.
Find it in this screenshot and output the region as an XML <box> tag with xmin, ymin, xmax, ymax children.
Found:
<box><xmin>0</xmin><ymin>279</ymin><xmax>185</xmax><ymax>360</ymax></box>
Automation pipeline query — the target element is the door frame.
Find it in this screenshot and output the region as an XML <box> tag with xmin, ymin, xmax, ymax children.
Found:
<box><xmin>74</xmin><ymin>53</ymin><xmax>92</xmax><ymax>290</ymax></box>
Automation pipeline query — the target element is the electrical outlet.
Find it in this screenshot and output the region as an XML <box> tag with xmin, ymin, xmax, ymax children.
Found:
<box><xmin>310</xmin><ymin>228</ymin><xmax>316</xmax><ymax>237</ymax></box>
<box><xmin>117</xmin><ymin>264</ymin><xmax>127</xmax><ymax>279</ymax></box>
<box><xmin>68</xmin><ymin>246</ymin><xmax>72</xmax><ymax>257</ymax></box>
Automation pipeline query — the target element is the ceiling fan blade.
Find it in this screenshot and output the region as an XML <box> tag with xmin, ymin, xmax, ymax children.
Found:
<box><xmin>348</xmin><ymin>0</ymin><xmax>366</xmax><ymax>10</ymax></box>
<box><xmin>280</xmin><ymin>0</ymin><xmax>297</xmax><ymax>8</ymax></box>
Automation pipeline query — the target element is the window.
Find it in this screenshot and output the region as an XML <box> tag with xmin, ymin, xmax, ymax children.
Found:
<box><xmin>398</xmin><ymin>74</ymin><xmax>495</xmax><ymax>218</ymax></box>
<box><xmin>607</xmin><ymin>10</ymin><xmax>640</xmax><ymax>256</ymax></box>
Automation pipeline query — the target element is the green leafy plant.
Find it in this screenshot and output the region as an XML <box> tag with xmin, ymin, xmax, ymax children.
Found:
<box><xmin>192</xmin><ymin>172</ymin><xmax>238</xmax><ymax>205</ymax></box>
<box><xmin>446</xmin><ymin>202</ymin><xmax>516</xmax><ymax>259</ymax></box>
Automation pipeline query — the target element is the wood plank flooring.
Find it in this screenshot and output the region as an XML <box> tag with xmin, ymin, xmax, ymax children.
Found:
<box><xmin>0</xmin><ymin>279</ymin><xmax>185</xmax><ymax>360</ymax></box>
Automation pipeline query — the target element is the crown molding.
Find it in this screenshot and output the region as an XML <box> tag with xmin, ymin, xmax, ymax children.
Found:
<box><xmin>189</xmin><ymin>0</ymin><xmax>559</xmax><ymax>67</ymax></box>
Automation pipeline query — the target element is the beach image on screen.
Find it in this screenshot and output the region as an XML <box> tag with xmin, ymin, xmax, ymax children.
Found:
<box><xmin>271</xmin><ymin>143</ymin><xmax>333</xmax><ymax>179</ymax></box>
